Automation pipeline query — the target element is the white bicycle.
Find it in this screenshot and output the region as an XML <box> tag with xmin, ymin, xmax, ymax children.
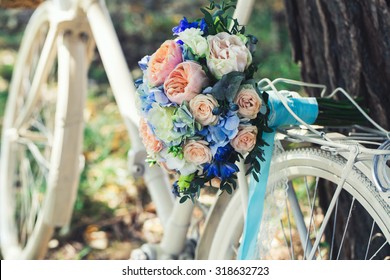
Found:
<box><xmin>0</xmin><ymin>0</ymin><xmax>389</xmax><ymax>260</ymax></box>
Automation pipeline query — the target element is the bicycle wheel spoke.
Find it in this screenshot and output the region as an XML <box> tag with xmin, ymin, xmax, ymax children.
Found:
<box><xmin>19</xmin><ymin>130</ymin><xmax>49</xmax><ymax>144</ymax></box>
<box><xmin>329</xmin><ymin>197</ymin><xmax>339</xmax><ymax>260</ymax></box>
<box><xmin>280</xmin><ymin>219</ymin><xmax>293</xmax><ymax>259</ymax></box>
<box><xmin>303</xmin><ymin>176</ymin><xmax>320</xmax><ymax>259</ymax></box>
<box><xmin>19</xmin><ymin>157</ymin><xmax>32</xmax><ymax>246</ymax></box>
<box><xmin>15</xmin><ymin>25</ymin><xmax>57</xmax><ymax>131</ymax></box>
<box><xmin>369</xmin><ymin>240</ymin><xmax>388</xmax><ymax>260</ymax></box>
<box><xmin>25</xmin><ymin>156</ymin><xmax>37</xmax><ymax>229</ymax></box>
<box><xmin>364</xmin><ymin>220</ymin><xmax>376</xmax><ymax>260</ymax></box>
<box><xmin>336</xmin><ymin>197</ymin><xmax>355</xmax><ymax>259</ymax></box>
<box><xmin>16</xmin><ymin>140</ymin><xmax>50</xmax><ymax>173</ymax></box>
<box><xmin>285</xmin><ymin>197</ymin><xmax>295</xmax><ymax>259</ymax></box>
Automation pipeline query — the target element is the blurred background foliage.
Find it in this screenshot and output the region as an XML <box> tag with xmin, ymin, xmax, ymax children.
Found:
<box><xmin>0</xmin><ymin>0</ymin><xmax>299</xmax><ymax>259</ymax></box>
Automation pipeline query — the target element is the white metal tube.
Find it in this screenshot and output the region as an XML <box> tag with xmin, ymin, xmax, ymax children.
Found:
<box><xmin>85</xmin><ymin>0</ymin><xmax>140</xmax><ymax>129</ymax></box>
<box><xmin>143</xmin><ymin>164</ymin><xmax>174</xmax><ymax>228</ymax></box>
<box><xmin>233</xmin><ymin>0</ymin><xmax>256</xmax><ymax>25</ymax></box>
<box><xmin>237</xmin><ymin>160</ymin><xmax>248</xmax><ymax>219</ymax></box>
<box><xmin>159</xmin><ymin>198</ymin><xmax>194</xmax><ymax>256</ymax></box>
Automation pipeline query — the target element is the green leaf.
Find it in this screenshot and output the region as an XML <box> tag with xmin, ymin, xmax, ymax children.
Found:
<box><xmin>200</xmin><ymin>8</ymin><xmax>216</xmax><ymax>35</ymax></box>
<box><xmin>252</xmin><ymin>172</ymin><xmax>259</xmax><ymax>182</ymax></box>
<box><xmin>180</xmin><ymin>196</ymin><xmax>189</xmax><ymax>203</ymax></box>
<box><xmin>211</xmin><ymin>71</ymin><xmax>245</xmax><ymax>101</ymax></box>
<box><xmin>245</xmin><ymin>165</ymin><xmax>253</xmax><ymax>176</ymax></box>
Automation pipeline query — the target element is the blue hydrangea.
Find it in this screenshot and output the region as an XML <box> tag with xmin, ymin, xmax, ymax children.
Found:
<box><xmin>172</xmin><ymin>105</ymin><xmax>199</xmax><ymax>144</ymax></box>
<box><xmin>138</xmin><ymin>55</ymin><xmax>150</xmax><ymax>71</ymax></box>
<box><xmin>136</xmin><ymin>83</ymin><xmax>170</xmax><ymax>117</ymax></box>
<box><xmin>206</xmin><ymin>111</ymin><xmax>240</xmax><ymax>155</ymax></box>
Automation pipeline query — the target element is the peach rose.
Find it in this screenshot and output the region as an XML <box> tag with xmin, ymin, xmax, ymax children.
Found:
<box><xmin>164</xmin><ymin>61</ymin><xmax>209</xmax><ymax>105</ymax></box>
<box><xmin>234</xmin><ymin>84</ymin><xmax>262</xmax><ymax>119</ymax></box>
<box><xmin>183</xmin><ymin>140</ymin><xmax>212</xmax><ymax>165</ymax></box>
<box><xmin>230</xmin><ymin>125</ymin><xmax>258</xmax><ymax>154</ymax></box>
<box><xmin>189</xmin><ymin>94</ymin><xmax>219</xmax><ymax>126</ymax></box>
<box><xmin>210</xmin><ymin>177</ymin><xmax>221</xmax><ymax>188</ymax></box>
<box><xmin>207</xmin><ymin>32</ymin><xmax>252</xmax><ymax>79</ymax></box>
<box><xmin>147</xmin><ymin>40</ymin><xmax>183</xmax><ymax>87</ymax></box>
<box><xmin>139</xmin><ymin>118</ymin><xmax>163</xmax><ymax>153</ymax></box>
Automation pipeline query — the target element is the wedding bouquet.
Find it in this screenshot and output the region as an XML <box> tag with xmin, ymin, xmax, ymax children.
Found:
<box><xmin>135</xmin><ymin>1</ymin><xmax>366</xmax><ymax>202</ymax></box>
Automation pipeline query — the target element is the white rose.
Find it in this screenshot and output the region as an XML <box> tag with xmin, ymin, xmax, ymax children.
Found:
<box><xmin>177</xmin><ymin>28</ymin><xmax>208</xmax><ymax>57</ymax></box>
<box><xmin>206</xmin><ymin>32</ymin><xmax>252</xmax><ymax>79</ymax></box>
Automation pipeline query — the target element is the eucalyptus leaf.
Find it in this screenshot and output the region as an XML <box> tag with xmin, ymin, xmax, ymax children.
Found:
<box><xmin>180</xmin><ymin>196</ymin><xmax>189</xmax><ymax>203</ymax></box>
<box><xmin>253</xmin><ymin>172</ymin><xmax>259</xmax><ymax>182</ymax></box>
<box><xmin>211</xmin><ymin>71</ymin><xmax>245</xmax><ymax>101</ymax></box>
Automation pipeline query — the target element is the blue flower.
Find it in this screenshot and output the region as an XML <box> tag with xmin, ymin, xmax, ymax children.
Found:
<box><xmin>199</xmin><ymin>19</ymin><xmax>208</xmax><ymax>34</ymax></box>
<box><xmin>172</xmin><ymin>17</ymin><xmax>202</xmax><ymax>35</ymax></box>
<box><xmin>138</xmin><ymin>55</ymin><xmax>150</xmax><ymax>71</ymax></box>
<box><xmin>172</xmin><ymin>181</ymin><xmax>180</xmax><ymax>197</ymax></box>
<box><xmin>203</xmin><ymin>144</ymin><xmax>239</xmax><ymax>180</ymax></box>
<box><xmin>206</xmin><ymin>111</ymin><xmax>240</xmax><ymax>154</ymax></box>
<box><xmin>214</xmin><ymin>144</ymin><xmax>234</xmax><ymax>161</ymax></box>
<box><xmin>203</xmin><ymin>161</ymin><xmax>239</xmax><ymax>180</ymax></box>
<box><xmin>136</xmin><ymin>84</ymin><xmax>170</xmax><ymax>117</ymax></box>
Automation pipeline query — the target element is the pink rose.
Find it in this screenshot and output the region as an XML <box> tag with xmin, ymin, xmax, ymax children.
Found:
<box><xmin>139</xmin><ymin>118</ymin><xmax>163</xmax><ymax>153</ymax></box>
<box><xmin>147</xmin><ymin>40</ymin><xmax>183</xmax><ymax>87</ymax></box>
<box><xmin>234</xmin><ymin>84</ymin><xmax>262</xmax><ymax>119</ymax></box>
<box><xmin>189</xmin><ymin>94</ymin><xmax>219</xmax><ymax>126</ymax></box>
<box><xmin>207</xmin><ymin>32</ymin><xmax>252</xmax><ymax>79</ymax></box>
<box><xmin>230</xmin><ymin>125</ymin><xmax>258</xmax><ymax>154</ymax></box>
<box><xmin>183</xmin><ymin>140</ymin><xmax>212</xmax><ymax>165</ymax></box>
<box><xmin>164</xmin><ymin>61</ymin><xmax>209</xmax><ymax>105</ymax></box>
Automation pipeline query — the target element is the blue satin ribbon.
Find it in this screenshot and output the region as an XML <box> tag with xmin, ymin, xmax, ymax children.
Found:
<box><xmin>237</xmin><ymin>92</ymin><xmax>319</xmax><ymax>260</ymax></box>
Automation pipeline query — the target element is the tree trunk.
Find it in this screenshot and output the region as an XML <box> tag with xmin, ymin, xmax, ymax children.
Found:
<box><xmin>0</xmin><ymin>0</ymin><xmax>43</xmax><ymax>8</ymax></box>
<box><xmin>284</xmin><ymin>0</ymin><xmax>390</xmax><ymax>129</ymax></box>
<box><xmin>284</xmin><ymin>0</ymin><xmax>390</xmax><ymax>259</ymax></box>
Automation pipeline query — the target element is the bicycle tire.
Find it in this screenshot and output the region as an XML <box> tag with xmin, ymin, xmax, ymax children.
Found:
<box><xmin>207</xmin><ymin>148</ymin><xmax>390</xmax><ymax>259</ymax></box>
<box><xmin>0</xmin><ymin>2</ymin><xmax>86</xmax><ymax>259</ymax></box>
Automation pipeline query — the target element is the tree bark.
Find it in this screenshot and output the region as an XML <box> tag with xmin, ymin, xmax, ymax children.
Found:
<box><xmin>0</xmin><ymin>0</ymin><xmax>43</xmax><ymax>8</ymax></box>
<box><xmin>284</xmin><ymin>0</ymin><xmax>390</xmax><ymax>129</ymax></box>
<box><xmin>284</xmin><ymin>0</ymin><xmax>390</xmax><ymax>259</ymax></box>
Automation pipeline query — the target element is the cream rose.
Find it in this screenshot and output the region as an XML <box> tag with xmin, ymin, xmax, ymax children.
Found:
<box><xmin>230</xmin><ymin>125</ymin><xmax>258</xmax><ymax>154</ymax></box>
<box><xmin>164</xmin><ymin>61</ymin><xmax>209</xmax><ymax>105</ymax></box>
<box><xmin>206</xmin><ymin>32</ymin><xmax>252</xmax><ymax>79</ymax></box>
<box><xmin>183</xmin><ymin>140</ymin><xmax>212</xmax><ymax>165</ymax></box>
<box><xmin>234</xmin><ymin>84</ymin><xmax>262</xmax><ymax>119</ymax></box>
<box><xmin>177</xmin><ymin>28</ymin><xmax>208</xmax><ymax>57</ymax></box>
<box><xmin>189</xmin><ymin>94</ymin><xmax>219</xmax><ymax>126</ymax></box>
<box><xmin>139</xmin><ymin>118</ymin><xmax>163</xmax><ymax>154</ymax></box>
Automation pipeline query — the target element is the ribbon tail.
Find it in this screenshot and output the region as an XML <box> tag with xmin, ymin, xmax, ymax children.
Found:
<box><xmin>237</xmin><ymin>131</ymin><xmax>276</xmax><ymax>260</ymax></box>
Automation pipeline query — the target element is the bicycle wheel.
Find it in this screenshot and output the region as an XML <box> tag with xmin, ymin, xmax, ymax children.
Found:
<box><xmin>208</xmin><ymin>148</ymin><xmax>390</xmax><ymax>259</ymax></box>
<box><xmin>0</xmin><ymin>2</ymin><xmax>87</xmax><ymax>259</ymax></box>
